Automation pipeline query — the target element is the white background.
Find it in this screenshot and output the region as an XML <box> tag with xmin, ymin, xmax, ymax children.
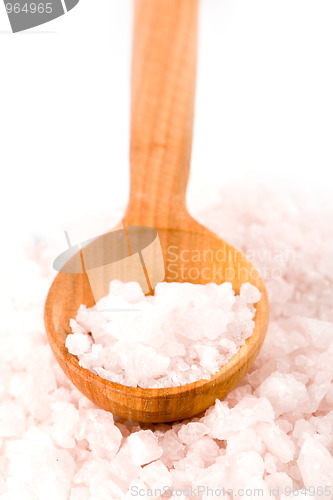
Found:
<box><xmin>1</xmin><ymin>0</ymin><xmax>332</xmax><ymax>242</ymax></box>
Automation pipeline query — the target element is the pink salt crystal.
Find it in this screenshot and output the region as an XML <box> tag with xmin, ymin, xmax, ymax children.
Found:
<box><xmin>310</xmin><ymin>411</ymin><xmax>333</xmax><ymax>448</ymax></box>
<box><xmin>123</xmin><ymin>479</ymin><xmax>151</xmax><ymax>500</ymax></box>
<box><xmin>196</xmin><ymin>460</ymin><xmax>228</xmax><ymax>490</ymax></box>
<box><xmin>118</xmin><ymin>344</ymin><xmax>171</xmax><ymax>383</ymax></box>
<box><xmin>174</xmin><ymin>450</ymin><xmax>206</xmax><ymax>471</ymax></box>
<box><xmin>276</xmin><ymin>418</ymin><xmax>293</xmax><ymax>434</ymax></box>
<box><xmin>256</xmin><ymin>422</ymin><xmax>295</xmax><ymax>463</ymax></box>
<box><xmin>50</xmin><ymin>401</ymin><xmax>79</xmax><ymax>448</ymax></box>
<box><xmin>269</xmin><ymin>320</ymin><xmax>308</xmax><ymax>354</ymax></box>
<box><xmin>257</xmin><ymin>372</ymin><xmax>308</xmax><ymax>416</ymax></box>
<box><xmin>0</xmin><ymin>400</ymin><xmax>25</xmax><ymax>438</ymax></box>
<box><xmin>202</xmin><ymin>398</ymin><xmax>230</xmax><ymax>430</ymax></box>
<box><xmin>226</xmin><ymin>428</ymin><xmax>263</xmax><ymax>455</ymax></box>
<box><xmin>264</xmin><ymin>453</ymin><xmax>278</xmax><ymax>474</ymax></box>
<box><xmin>74</xmin><ymin>305</ymin><xmax>106</xmax><ymax>337</ymax></box>
<box><xmin>300</xmin><ymin>317</ymin><xmax>333</xmax><ymax>350</ymax></box>
<box><xmin>69</xmin><ymin>280</ymin><xmax>259</xmax><ymax>387</ymax></box>
<box><xmin>247</xmin><ymin>362</ymin><xmax>275</xmax><ymax>389</ymax></box>
<box><xmin>170</xmin><ymin>466</ymin><xmax>199</xmax><ymax>488</ymax></box>
<box><xmin>123</xmin><ymin>430</ymin><xmax>163</xmax><ymax>466</ymax></box>
<box><xmin>162</xmin><ymin>341</ymin><xmax>186</xmax><ymax>357</ymax></box>
<box><xmin>74</xmin><ymin>458</ymin><xmax>126</xmax><ymax>499</ymax></box>
<box><xmin>206</xmin><ymin>396</ymin><xmax>274</xmax><ymax>440</ymax></box>
<box><xmin>187</xmin><ymin>436</ymin><xmax>220</xmax><ymax>466</ymax></box>
<box><xmin>288</xmin><ymin>464</ymin><xmax>302</xmax><ymax>482</ymax></box>
<box><xmin>159</xmin><ymin>430</ymin><xmax>186</xmax><ymax>468</ymax></box>
<box><xmin>292</xmin><ymin>419</ymin><xmax>315</xmax><ymax>448</ymax></box>
<box><xmin>225</xmin><ymin>382</ymin><xmax>253</xmax><ymax>406</ymax></box>
<box><xmin>265</xmin><ymin>472</ymin><xmax>293</xmax><ymax>493</ymax></box>
<box><xmin>240</xmin><ymin>282</ymin><xmax>262</xmax><ymax>303</ymax></box>
<box><xmin>298</xmin><ymin>437</ymin><xmax>333</xmax><ymax>489</ymax></box>
<box><xmin>227</xmin><ymin>451</ymin><xmax>265</xmax><ymax>489</ymax></box>
<box><xmin>195</xmin><ymin>345</ymin><xmax>220</xmax><ymax>371</ymax></box>
<box><xmin>109</xmin><ymin>449</ymin><xmax>142</xmax><ymax>488</ymax></box>
<box><xmin>7</xmin><ymin>428</ymin><xmax>75</xmax><ymax>499</ymax></box>
<box><xmin>69</xmin><ymin>318</ymin><xmax>87</xmax><ymax>335</ymax></box>
<box><xmin>177</xmin><ymin>422</ymin><xmax>209</xmax><ymax>445</ymax></box>
<box><xmin>305</xmin><ymin>380</ymin><xmax>331</xmax><ymax>414</ymax></box>
<box><xmin>237</xmin><ymin>477</ymin><xmax>270</xmax><ymax>498</ymax></box>
<box><xmin>73</xmin><ymin>458</ymin><xmax>109</xmax><ymax>485</ymax></box>
<box><xmin>76</xmin><ymin>409</ymin><xmax>122</xmax><ymax>459</ymax></box>
<box><xmin>65</xmin><ymin>332</ymin><xmax>92</xmax><ymax>356</ymax></box>
<box><xmin>139</xmin><ymin>460</ymin><xmax>172</xmax><ymax>491</ymax></box>
<box><xmin>88</xmin><ymin>477</ymin><xmax>125</xmax><ymax>499</ymax></box>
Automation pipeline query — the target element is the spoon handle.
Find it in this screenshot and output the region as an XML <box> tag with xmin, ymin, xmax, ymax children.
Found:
<box><xmin>125</xmin><ymin>0</ymin><xmax>199</xmax><ymax>227</ymax></box>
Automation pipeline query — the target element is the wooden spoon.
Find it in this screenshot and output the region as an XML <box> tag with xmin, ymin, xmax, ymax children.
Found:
<box><xmin>44</xmin><ymin>0</ymin><xmax>269</xmax><ymax>423</ymax></box>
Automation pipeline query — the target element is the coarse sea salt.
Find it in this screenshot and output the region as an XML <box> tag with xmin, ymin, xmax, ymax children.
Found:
<box><xmin>65</xmin><ymin>280</ymin><xmax>261</xmax><ymax>388</ymax></box>
<box><xmin>1</xmin><ymin>183</ymin><xmax>333</xmax><ymax>499</ymax></box>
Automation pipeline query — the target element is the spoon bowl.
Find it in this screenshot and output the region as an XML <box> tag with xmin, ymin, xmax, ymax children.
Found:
<box><xmin>45</xmin><ymin>216</ymin><xmax>269</xmax><ymax>422</ymax></box>
<box><xmin>44</xmin><ymin>0</ymin><xmax>269</xmax><ymax>423</ymax></box>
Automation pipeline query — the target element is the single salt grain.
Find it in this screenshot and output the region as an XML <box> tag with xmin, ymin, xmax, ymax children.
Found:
<box><xmin>159</xmin><ymin>430</ymin><xmax>186</xmax><ymax>468</ymax></box>
<box><xmin>240</xmin><ymin>282</ymin><xmax>262</xmax><ymax>303</ymax></box>
<box><xmin>139</xmin><ymin>460</ymin><xmax>172</xmax><ymax>491</ymax></box>
<box><xmin>264</xmin><ymin>453</ymin><xmax>278</xmax><ymax>474</ymax></box>
<box><xmin>109</xmin><ymin>449</ymin><xmax>142</xmax><ymax>487</ymax></box>
<box><xmin>123</xmin><ymin>479</ymin><xmax>150</xmax><ymax>500</ymax></box>
<box><xmin>187</xmin><ymin>436</ymin><xmax>220</xmax><ymax>466</ymax></box>
<box><xmin>256</xmin><ymin>422</ymin><xmax>295</xmax><ymax>463</ymax></box>
<box><xmin>123</xmin><ymin>430</ymin><xmax>163</xmax><ymax>466</ymax></box>
<box><xmin>69</xmin><ymin>318</ymin><xmax>87</xmax><ymax>335</ymax></box>
<box><xmin>227</xmin><ymin>451</ymin><xmax>265</xmax><ymax>489</ymax></box>
<box><xmin>76</xmin><ymin>409</ymin><xmax>122</xmax><ymax>460</ymax></box>
<box><xmin>177</xmin><ymin>422</ymin><xmax>209</xmax><ymax>445</ymax></box>
<box><xmin>257</xmin><ymin>372</ymin><xmax>308</xmax><ymax>416</ymax></box>
<box><xmin>73</xmin><ymin>458</ymin><xmax>109</xmax><ymax>485</ymax></box>
<box><xmin>226</xmin><ymin>428</ymin><xmax>263</xmax><ymax>455</ymax></box>
<box><xmin>50</xmin><ymin>402</ymin><xmax>79</xmax><ymax>449</ymax></box>
<box><xmin>298</xmin><ymin>437</ymin><xmax>333</xmax><ymax>489</ymax></box>
<box><xmin>65</xmin><ymin>332</ymin><xmax>92</xmax><ymax>356</ymax></box>
<box><xmin>0</xmin><ymin>400</ymin><xmax>25</xmax><ymax>438</ymax></box>
<box><xmin>205</xmin><ymin>396</ymin><xmax>274</xmax><ymax>440</ymax></box>
<box><xmin>300</xmin><ymin>317</ymin><xmax>333</xmax><ymax>350</ymax></box>
<box><xmin>118</xmin><ymin>344</ymin><xmax>171</xmax><ymax>381</ymax></box>
<box><xmin>292</xmin><ymin>419</ymin><xmax>315</xmax><ymax>448</ymax></box>
<box><xmin>265</xmin><ymin>472</ymin><xmax>293</xmax><ymax>493</ymax></box>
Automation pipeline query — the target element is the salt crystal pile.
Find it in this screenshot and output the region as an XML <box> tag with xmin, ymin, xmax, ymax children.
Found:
<box><xmin>66</xmin><ymin>280</ymin><xmax>260</xmax><ymax>388</ymax></box>
<box><xmin>1</xmin><ymin>183</ymin><xmax>333</xmax><ymax>499</ymax></box>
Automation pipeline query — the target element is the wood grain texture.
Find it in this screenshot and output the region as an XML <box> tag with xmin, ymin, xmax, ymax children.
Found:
<box><xmin>125</xmin><ymin>0</ymin><xmax>198</xmax><ymax>227</ymax></box>
<box><xmin>44</xmin><ymin>0</ymin><xmax>269</xmax><ymax>423</ymax></box>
